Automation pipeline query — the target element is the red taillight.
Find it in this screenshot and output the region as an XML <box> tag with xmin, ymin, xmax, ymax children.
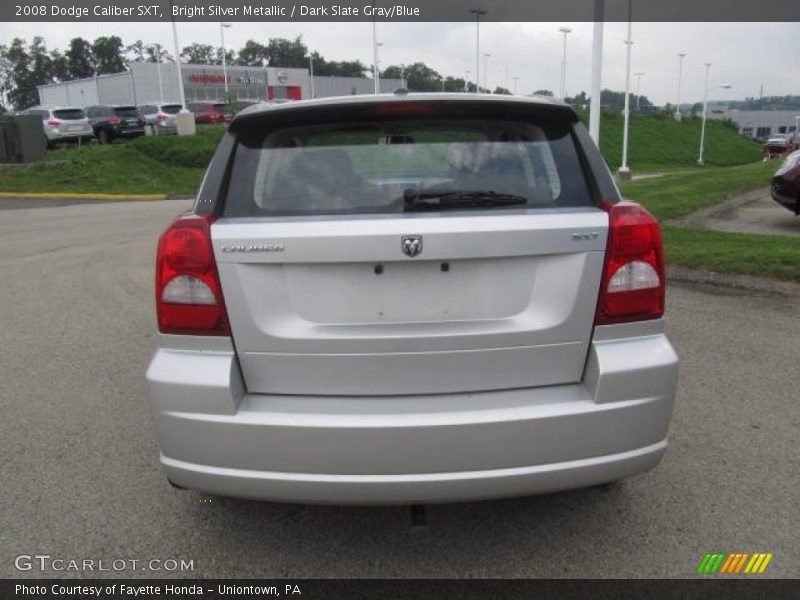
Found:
<box><xmin>155</xmin><ymin>214</ymin><xmax>230</xmax><ymax>336</ymax></box>
<box><xmin>156</xmin><ymin>114</ymin><xmax>167</xmax><ymax>121</ymax></box>
<box><xmin>47</xmin><ymin>119</ymin><xmax>61</xmax><ymax>126</ymax></box>
<box><xmin>595</xmin><ymin>201</ymin><xmax>665</xmax><ymax>325</ymax></box>
<box><xmin>107</xmin><ymin>116</ymin><xmax>120</xmax><ymax>125</ymax></box>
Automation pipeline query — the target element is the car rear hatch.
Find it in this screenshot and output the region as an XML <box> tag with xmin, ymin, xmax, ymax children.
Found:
<box><xmin>53</xmin><ymin>108</ymin><xmax>90</xmax><ymax>133</ymax></box>
<box><xmin>211</xmin><ymin>98</ymin><xmax>609</xmax><ymax>396</ymax></box>
<box><xmin>113</xmin><ymin>106</ymin><xmax>143</xmax><ymax>130</ymax></box>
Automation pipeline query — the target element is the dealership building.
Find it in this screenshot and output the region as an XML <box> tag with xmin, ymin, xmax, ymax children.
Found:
<box><xmin>36</xmin><ymin>62</ymin><xmax>403</xmax><ymax>107</ymax></box>
<box><xmin>707</xmin><ymin>106</ymin><xmax>799</xmax><ymax>140</ymax></box>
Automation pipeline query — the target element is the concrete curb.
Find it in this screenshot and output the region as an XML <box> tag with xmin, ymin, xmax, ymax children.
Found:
<box><xmin>0</xmin><ymin>192</ymin><xmax>177</xmax><ymax>200</ymax></box>
<box><xmin>667</xmin><ymin>265</ymin><xmax>800</xmax><ymax>297</ymax></box>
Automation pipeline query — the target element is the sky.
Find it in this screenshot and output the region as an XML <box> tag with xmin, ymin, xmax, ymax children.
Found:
<box><xmin>2</xmin><ymin>21</ymin><xmax>798</xmax><ymax>105</ymax></box>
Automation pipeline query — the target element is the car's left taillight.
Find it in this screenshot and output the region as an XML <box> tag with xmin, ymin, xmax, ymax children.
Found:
<box><xmin>595</xmin><ymin>201</ymin><xmax>665</xmax><ymax>325</ymax></box>
<box><xmin>155</xmin><ymin>214</ymin><xmax>230</xmax><ymax>336</ymax></box>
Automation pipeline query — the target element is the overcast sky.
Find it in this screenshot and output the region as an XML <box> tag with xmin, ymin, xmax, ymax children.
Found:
<box><xmin>3</xmin><ymin>21</ymin><xmax>798</xmax><ymax>104</ymax></box>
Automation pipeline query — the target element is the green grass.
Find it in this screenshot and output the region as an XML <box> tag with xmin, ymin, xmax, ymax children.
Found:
<box><xmin>584</xmin><ymin>111</ymin><xmax>763</xmax><ymax>171</ymax></box>
<box><xmin>618</xmin><ymin>161</ymin><xmax>776</xmax><ymax>220</ymax></box>
<box><xmin>0</xmin><ymin>144</ymin><xmax>204</xmax><ymax>196</ymax></box>
<box><xmin>663</xmin><ymin>226</ymin><xmax>800</xmax><ymax>282</ymax></box>
<box><xmin>129</xmin><ymin>125</ymin><xmax>225</xmax><ymax>169</ymax></box>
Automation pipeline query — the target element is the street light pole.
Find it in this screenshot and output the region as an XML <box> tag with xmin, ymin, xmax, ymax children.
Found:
<box><xmin>619</xmin><ymin>12</ymin><xmax>633</xmax><ymax>177</ymax></box>
<box><xmin>698</xmin><ymin>63</ymin><xmax>711</xmax><ymax>166</ymax></box>
<box><xmin>511</xmin><ymin>76</ymin><xmax>519</xmax><ymax>94</ymax></box>
<box><xmin>634</xmin><ymin>72</ymin><xmax>644</xmax><ymax>111</ymax></box>
<box><xmin>220</xmin><ymin>23</ymin><xmax>231</xmax><ymax>96</ymax></box>
<box><xmin>470</xmin><ymin>9</ymin><xmax>486</xmax><ymax>94</ymax></box>
<box><xmin>371</xmin><ymin>4</ymin><xmax>379</xmax><ymax>94</ymax></box>
<box><xmin>169</xmin><ymin>1</ymin><xmax>187</xmax><ymax>110</ymax></box>
<box><xmin>483</xmin><ymin>52</ymin><xmax>491</xmax><ymax>91</ymax></box>
<box><xmin>589</xmin><ymin>5</ymin><xmax>604</xmax><ymax>145</ymax></box>
<box><xmin>558</xmin><ymin>27</ymin><xmax>572</xmax><ymax>100</ymax></box>
<box><xmin>675</xmin><ymin>52</ymin><xmax>686</xmax><ymax>121</ymax></box>
<box><xmin>464</xmin><ymin>70</ymin><xmax>471</xmax><ymax>93</ymax></box>
<box><xmin>309</xmin><ymin>52</ymin><xmax>315</xmax><ymax>98</ymax></box>
<box><xmin>155</xmin><ymin>43</ymin><xmax>164</xmax><ymax>103</ymax></box>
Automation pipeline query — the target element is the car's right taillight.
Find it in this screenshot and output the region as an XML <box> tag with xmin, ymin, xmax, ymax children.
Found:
<box><xmin>47</xmin><ymin>119</ymin><xmax>61</xmax><ymax>127</ymax></box>
<box><xmin>155</xmin><ymin>214</ymin><xmax>230</xmax><ymax>336</ymax></box>
<box><xmin>107</xmin><ymin>116</ymin><xmax>120</xmax><ymax>125</ymax></box>
<box><xmin>156</xmin><ymin>114</ymin><xmax>167</xmax><ymax>121</ymax></box>
<box><xmin>595</xmin><ymin>201</ymin><xmax>665</xmax><ymax>325</ymax></box>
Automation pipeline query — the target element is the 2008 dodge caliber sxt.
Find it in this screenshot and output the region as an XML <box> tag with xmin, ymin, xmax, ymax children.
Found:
<box><xmin>146</xmin><ymin>93</ymin><xmax>679</xmax><ymax>504</ymax></box>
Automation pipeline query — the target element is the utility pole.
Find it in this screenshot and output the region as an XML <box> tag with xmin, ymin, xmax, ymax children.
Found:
<box><xmin>589</xmin><ymin>0</ymin><xmax>604</xmax><ymax>145</ymax></box>
<box><xmin>470</xmin><ymin>9</ymin><xmax>486</xmax><ymax>93</ymax></box>
<box><xmin>675</xmin><ymin>52</ymin><xmax>686</xmax><ymax>121</ymax></box>
<box><xmin>618</xmin><ymin>2</ymin><xmax>633</xmax><ymax>178</ymax></box>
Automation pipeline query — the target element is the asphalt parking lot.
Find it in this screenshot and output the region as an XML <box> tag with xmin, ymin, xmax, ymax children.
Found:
<box><xmin>1</xmin><ymin>198</ymin><xmax>798</xmax><ymax>579</ymax></box>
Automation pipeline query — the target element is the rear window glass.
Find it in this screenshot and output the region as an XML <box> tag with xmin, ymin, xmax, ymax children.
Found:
<box><xmin>138</xmin><ymin>105</ymin><xmax>156</xmax><ymax>115</ymax></box>
<box><xmin>161</xmin><ymin>104</ymin><xmax>182</xmax><ymax>114</ymax></box>
<box><xmin>53</xmin><ymin>109</ymin><xmax>85</xmax><ymax>120</ymax></box>
<box><xmin>224</xmin><ymin>117</ymin><xmax>593</xmax><ymax>217</ymax></box>
<box><xmin>113</xmin><ymin>106</ymin><xmax>139</xmax><ymax>117</ymax></box>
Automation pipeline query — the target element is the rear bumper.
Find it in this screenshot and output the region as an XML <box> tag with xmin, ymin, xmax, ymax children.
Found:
<box><xmin>146</xmin><ymin>321</ymin><xmax>679</xmax><ymax>504</ymax></box>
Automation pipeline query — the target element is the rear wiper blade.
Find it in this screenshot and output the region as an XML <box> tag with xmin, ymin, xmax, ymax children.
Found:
<box><xmin>403</xmin><ymin>189</ymin><xmax>528</xmax><ymax>211</ymax></box>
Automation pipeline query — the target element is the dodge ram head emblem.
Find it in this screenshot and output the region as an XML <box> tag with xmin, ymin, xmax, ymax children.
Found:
<box><xmin>401</xmin><ymin>235</ymin><xmax>423</xmax><ymax>257</ymax></box>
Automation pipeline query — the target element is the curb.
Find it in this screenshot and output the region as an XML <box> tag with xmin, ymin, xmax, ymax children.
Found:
<box><xmin>0</xmin><ymin>192</ymin><xmax>179</xmax><ymax>200</ymax></box>
<box><xmin>667</xmin><ymin>265</ymin><xmax>800</xmax><ymax>297</ymax></box>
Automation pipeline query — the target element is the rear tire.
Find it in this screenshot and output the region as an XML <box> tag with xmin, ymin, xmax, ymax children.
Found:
<box><xmin>167</xmin><ymin>478</ymin><xmax>187</xmax><ymax>490</ymax></box>
<box><xmin>97</xmin><ymin>129</ymin><xmax>110</xmax><ymax>144</ymax></box>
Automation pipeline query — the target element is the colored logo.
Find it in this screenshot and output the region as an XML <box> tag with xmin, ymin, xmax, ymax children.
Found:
<box><xmin>697</xmin><ymin>552</ymin><xmax>773</xmax><ymax>574</ymax></box>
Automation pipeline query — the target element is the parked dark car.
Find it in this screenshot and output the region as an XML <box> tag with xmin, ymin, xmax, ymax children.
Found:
<box><xmin>188</xmin><ymin>102</ymin><xmax>232</xmax><ymax>125</ymax></box>
<box><xmin>85</xmin><ymin>105</ymin><xmax>145</xmax><ymax>143</ymax></box>
<box><xmin>771</xmin><ymin>149</ymin><xmax>800</xmax><ymax>214</ymax></box>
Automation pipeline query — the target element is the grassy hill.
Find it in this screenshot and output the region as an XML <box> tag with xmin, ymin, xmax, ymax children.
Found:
<box><xmin>585</xmin><ymin>111</ymin><xmax>763</xmax><ymax>171</ymax></box>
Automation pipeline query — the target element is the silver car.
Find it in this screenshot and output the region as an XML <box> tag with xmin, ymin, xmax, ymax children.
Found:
<box><xmin>147</xmin><ymin>93</ymin><xmax>679</xmax><ymax>505</ymax></box>
<box><xmin>22</xmin><ymin>106</ymin><xmax>93</xmax><ymax>147</ymax></box>
<box><xmin>137</xmin><ymin>102</ymin><xmax>182</xmax><ymax>135</ymax></box>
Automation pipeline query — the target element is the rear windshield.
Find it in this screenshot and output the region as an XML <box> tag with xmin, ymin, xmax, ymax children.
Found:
<box><xmin>212</xmin><ymin>103</ymin><xmax>229</xmax><ymax>112</ymax></box>
<box><xmin>113</xmin><ymin>106</ymin><xmax>139</xmax><ymax>117</ymax></box>
<box><xmin>224</xmin><ymin>117</ymin><xmax>593</xmax><ymax>217</ymax></box>
<box><xmin>53</xmin><ymin>109</ymin><xmax>85</xmax><ymax>120</ymax></box>
<box><xmin>161</xmin><ymin>104</ymin><xmax>182</xmax><ymax>114</ymax></box>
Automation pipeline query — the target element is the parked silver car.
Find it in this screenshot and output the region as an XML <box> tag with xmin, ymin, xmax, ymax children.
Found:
<box><xmin>147</xmin><ymin>93</ymin><xmax>679</xmax><ymax>505</ymax></box>
<box><xmin>137</xmin><ymin>102</ymin><xmax>182</xmax><ymax>134</ymax></box>
<box><xmin>22</xmin><ymin>106</ymin><xmax>93</xmax><ymax>147</ymax></box>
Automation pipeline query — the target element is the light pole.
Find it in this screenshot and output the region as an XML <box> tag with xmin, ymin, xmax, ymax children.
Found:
<box><xmin>219</xmin><ymin>23</ymin><xmax>231</xmax><ymax>96</ymax></box>
<box><xmin>675</xmin><ymin>52</ymin><xmax>686</xmax><ymax>121</ymax></box>
<box><xmin>511</xmin><ymin>76</ymin><xmax>519</xmax><ymax>94</ymax></box>
<box><xmin>464</xmin><ymin>70</ymin><xmax>471</xmax><ymax>93</ymax></box>
<box><xmin>558</xmin><ymin>27</ymin><xmax>572</xmax><ymax>99</ymax></box>
<box><xmin>371</xmin><ymin>4</ymin><xmax>379</xmax><ymax>94</ymax></box>
<box><xmin>634</xmin><ymin>72</ymin><xmax>644</xmax><ymax>111</ymax></box>
<box><xmin>794</xmin><ymin>116</ymin><xmax>799</xmax><ymax>140</ymax></box>
<box><xmin>589</xmin><ymin>1</ymin><xmax>605</xmax><ymax>145</ymax></box>
<box><xmin>155</xmin><ymin>43</ymin><xmax>164</xmax><ymax>103</ymax></box>
<box><xmin>483</xmin><ymin>52</ymin><xmax>491</xmax><ymax>91</ymax></box>
<box><xmin>618</xmin><ymin>14</ymin><xmax>633</xmax><ymax>177</ymax></box>
<box><xmin>470</xmin><ymin>9</ymin><xmax>486</xmax><ymax>94</ymax></box>
<box><xmin>169</xmin><ymin>1</ymin><xmax>187</xmax><ymax>110</ymax></box>
<box><xmin>698</xmin><ymin>64</ymin><xmax>732</xmax><ymax>166</ymax></box>
<box><xmin>309</xmin><ymin>52</ymin><xmax>315</xmax><ymax>98</ymax></box>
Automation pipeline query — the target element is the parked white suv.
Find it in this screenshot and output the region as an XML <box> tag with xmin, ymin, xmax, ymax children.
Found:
<box><xmin>22</xmin><ymin>106</ymin><xmax>93</xmax><ymax>147</ymax></box>
<box><xmin>146</xmin><ymin>94</ymin><xmax>679</xmax><ymax>504</ymax></box>
<box><xmin>137</xmin><ymin>102</ymin><xmax>182</xmax><ymax>134</ymax></box>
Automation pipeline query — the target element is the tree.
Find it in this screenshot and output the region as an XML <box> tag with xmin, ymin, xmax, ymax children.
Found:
<box><xmin>214</xmin><ymin>47</ymin><xmax>235</xmax><ymax>66</ymax></box>
<box><xmin>49</xmin><ymin>49</ymin><xmax>69</xmax><ymax>82</ymax></box>
<box><xmin>382</xmin><ymin>62</ymin><xmax>442</xmax><ymax>92</ymax></box>
<box><xmin>236</xmin><ymin>40</ymin><xmax>269</xmax><ymax>66</ymax></box>
<box><xmin>92</xmin><ymin>36</ymin><xmax>126</xmax><ymax>74</ymax></box>
<box><xmin>493</xmin><ymin>86</ymin><xmax>511</xmax><ymax>95</ymax></box>
<box><xmin>0</xmin><ymin>37</ymin><xmax>53</xmax><ymax>109</ymax></box>
<box><xmin>533</xmin><ymin>89</ymin><xmax>554</xmax><ymax>97</ymax></box>
<box><xmin>66</xmin><ymin>37</ymin><xmax>94</xmax><ymax>79</ymax></box>
<box><xmin>266</xmin><ymin>36</ymin><xmax>308</xmax><ymax>68</ymax></box>
<box><xmin>182</xmin><ymin>43</ymin><xmax>215</xmax><ymax>65</ymax></box>
<box><xmin>312</xmin><ymin>53</ymin><xmax>368</xmax><ymax>77</ymax></box>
